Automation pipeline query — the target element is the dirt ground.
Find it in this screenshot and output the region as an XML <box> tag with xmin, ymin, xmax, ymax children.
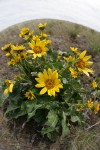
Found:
<box><xmin>0</xmin><ymin>19</ymin><xmax>100</xmax><ymax>150</ymax></box>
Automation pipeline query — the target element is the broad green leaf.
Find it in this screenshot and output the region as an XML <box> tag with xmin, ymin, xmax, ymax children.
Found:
<box><xmin>25</xmin><ymin>101</ymin><xmax>35</xmax><ymax>113</ymax></box>
<box><xmin>47</xmin><ymin>131</ymin><xmax>56</xmax><ymax>141</ymax></box>
<box><xmin>41</xmin><ymin>126</ymin><xmax>56</xmax><ymax>141</ymax></box>
<box><xmin>13</xmin><ymin>110</ymin><xmax>27</xmax><ymax>119</ymax></box>
<box><xmin>71</xmin><ymin>115</ymin><xmax>80</xmax><ymax>122</ymax></box>
<box><xmin>0</xmin><ymin>79</ymin><xmax>8</xmax><ymax>107</ymax></box>
<box><xmin>28</xmin><ymin>104</ymin><xmax>43</xmax><ymax>119</ymax></box>
<box><xmin>0</xmin><ymin>95</ymin><xmax>8</xmax><ymax>108</ymax></box>
<box><xmin>34</xmin><ymin>109</ymin><xmax>47</xmax><ymax>123</ymax></box>
<box><xmin>93</xmin><ymin>90</ymin><xmax>100</xmax><ymax>97</ymax></box>
<box><xmin>41</xmin><ymin>127</ymin><xmax>54</xmax><ymax>135</ymax></box>
<box><xmin>4</xmin><ymin>104</ymin><xmax>19</xmax><ymax>116</ymax></box>
<box><xmin>62</xmin><ymin>78</ymin><xmax>68</xmax><ymax>84</ymax></box>
<box><xmin>61</xmin><ymin>111</ymin><xmax>70</xmax><ymax>138</ymax></box>
<box><xmin>46</xmin><ymin>110</ymin><xmax>58</xmax><ymax>128</ymax></box>
<box><xmin>70</xmin><ymin>80</ymin><xmax>80</xmax><ymax>87</ymax></box>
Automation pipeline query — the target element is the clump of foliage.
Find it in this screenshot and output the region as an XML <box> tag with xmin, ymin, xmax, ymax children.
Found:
<box><xmin>1</xmin><ymin>23</ymin><xmax>100</xmax><ymax>140</ymax></box>
<box><xmin>68</xmin><ymin>25</ymin><xmax>80</xmax><ymax>40</ymax></box>
<box><xmin>0</xmin><ymin>79</ymin><xmax>8</xmax><ymax>107</ymax></box>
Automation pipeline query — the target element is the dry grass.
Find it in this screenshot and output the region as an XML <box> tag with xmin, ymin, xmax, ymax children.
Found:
<box><xmin>0</xmin><ymin>19</ymin><xmax>100</xmax><ymax>52</ymax></box>
<box><xmin>70</xmin><ymin>127</ymin><xmax>100</xmax><ymax>150</ymax></box>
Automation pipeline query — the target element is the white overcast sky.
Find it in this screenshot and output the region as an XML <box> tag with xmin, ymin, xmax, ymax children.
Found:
<box><xmin>0</xmin><ymin>0</ymin><xmax>100</xmax><ymax>32</ymax></box>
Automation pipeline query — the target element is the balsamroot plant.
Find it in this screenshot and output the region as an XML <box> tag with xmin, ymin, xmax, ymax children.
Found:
<box><xmin>2</xmin><ymin>23</ymin><xmax>100</xmax><ymax>140</ymax></box>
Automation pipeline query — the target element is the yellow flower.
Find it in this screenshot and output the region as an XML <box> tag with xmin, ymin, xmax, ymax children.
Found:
<box><xmin>75</xmin><ymin>103</ymin><xmax>84</xmax><ymax>111</ymax></box>
<box><xmin>8</xmin><ymin>59</ymin><xmax>16</xmax><ymax>66</ymax></box>
<box><xmin>40</xmin><ymin>33</ymin><xmax>49</xmax><ymax>38</ymax></box>
<box><xmin>2</xmin><ymin>44</ymin><xmax>13</xmax><ymax>56</ymax></box>
<box><xmin>70</xmin><ymin>47</ymin><xmax>78</xmax><ymax>53</ymax></box>
<box><xmin>32</xmin><ymin>35</ymin><xmax>40</xmax><ymax>41</ymax></box>
<box><xmin>19</xmin><ymin>52</ymin><xmax>27</xmax><ymax>59</ymax></box>
<box><xmin>6</xmin><ymin>52</ymin><xmax>11</xmax><ymax>57</ymax></box>
<box><xmin>91</xmin><ymin>80</ymin><xmax>97</xmax><ymax>88</ymax></box>
<box><xmin>69</xmin><ymin>67</ymin><xmax>78</xmax><ymax>78</ymax></box>
<box><xmin>44</xmin><ymin>40</ymin><xmax>51</xmax><ymax>45</ymax></box>
<box><xmin>76</xmin><ymin>50</ymin><xmax>93</xmax><ymax>76</ymax></box>
<box><xmin>24</xmin><ymin>31</ymin><xmax>34</xmax><ymax>41</ymax></box>
<box><xmin>19</xmin><ymin>28</ymin><xmax>30</xmax><ymax>38</ymax></box>
<box><xmin>38</xmin><ymin>23</ymin><xmax>47</xmax><ymax>30</ymax></box>
<box><xmin>94</xmin><ymin>102</ymin><xmax>100</xmax><ymax>114</ymax></box>
<box><xmin>8</xmin><ymin>54</ymin><xmax>21</xmax><ymax>65</ymax></box>
<box><xmin>28</xmin><ymin>39</ymin><xmax>48</xmax><ymax>58</ymax></box>
<box><xmin>25</xmin><ymin>90</ymin><xmax>35</xmax><ymax>100</ymax></box>
<box><xmin>2</xmin><ymin>44</ymin><xmax>12</xmax><ymax>51</ymax></box>
<box><xmin>57</xmin><ymin>55</ymin><xmax>61</xmax><ymax>59</ymax></box>
<box><xmin>87</xmin><ymin>99</ymin><xmax>94</xmax><ymax>109</ymax></box>
<box><xmin>35</xmin><ymin>68</ymin><xmax>63</xmax><ymax>96</ymax></box>
<box><xmin>4</xmin><ymin>79</ymin><xmax>14</xmax><ymax>94</ymax></box>
<box><xmin>64</xmin><ymin>55</ymin><xmax>75</xmax><ymax>62</ymax></box>
<box><xmin>12</xmin><ymin>45</ymin><xmax>25</xmax><ymax>51</ymax></box>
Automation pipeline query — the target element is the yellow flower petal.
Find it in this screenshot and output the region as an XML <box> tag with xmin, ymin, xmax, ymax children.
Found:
<box><xmin>4</xmin><ymin>89</ymin><xmax>8</xmax><ymax>94</ymax></box>
<box><xmin>40</xmin><ymin>87</ymin><xmax>47</xmax><ymax>95</ymax></box>
<box><xmin>35</xmin><ymin>83</ymin><xmax>45</xmax><ymax>88</ymax></box>
<box><xmin>9</xmin><ymin>84</ymin><xmax>14</xmax><ymax>93</ymax></box>
<box><xmin>27</xmin><ymin>50</ymin><xmax>34</xmax><ymax>53</ymax></box>
<box><xmin>79</xmin><ymin>50</ymin><xmax>87</xmax><ymax>59</ymax></box>
<box><xmin>83</xmin><ymin>55</ymin><xmax>91</xmax><ymax>61</ymax></box>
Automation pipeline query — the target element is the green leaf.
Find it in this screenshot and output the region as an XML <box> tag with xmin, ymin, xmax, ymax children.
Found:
<box><xmin>0</xmin><ymin>95</ymin><xmax>8</xmax><ymax>108</ymax></box>
<box><xmin>71</xmin><ymin>115</ymin><xmax>80</xmax><ymax>123</ymax></box>
<box><xmin>34</xmin><ymin>109</ymin><xmax>48</xmax><ymax>123</ymax></box>
<box><xmin>61</xmin><ymin>111</ymin><xmax>70</xmax><ymax>138</ymax></box>
<box><xmin>70</xmin><ymin>80</ymin><xmax>80</xmax><ymax>87</ymax></box>
<box><xmin>47</xmin><ymin>132</ymin><xmax>56</xmax><ymax>141</ymax></box>
<box><xmin>46</xmin><ymin>110</ymin><xmax>58</xmax><ymax>128</ymax></box>
<box><xmin>41</xmin><ymin>127</ymin><xmax>54</xmax><ymax>135</ymax></box>
<box><xmin>93</xmin><ymin>90</ymin><xmax>100</xmax><ymax>97</ymax></box>
<box><xmin>4</xmin><ymin>104</ymin><xmax>19</xmax><ymax>116</ymax></box>
<box><xmin>62</xmin><ymin>78</ymin><xmax>68</xmax><ymax>84</ymax></box>
<box><xmin>54</xmin><ymin>62</ymin><xmax>63</xmax><ymax>69</ymax></box>
<box><xmin>72</xmin><ymin>92</ymin><xmax>82</xmax><ymax>102</ymax></box>
<box><xmin>13</xmin><ymin>109</ymin><xmax>27</xmax><ymax>119</ymax></box>
<box><xmin>0</xmin><ymin>79</ymin><xmax>9</xmax><ymax>107</ymax></box>
<box><xmin>28</xmin><ymin>104</ymin><xmax>43</xmax><ymax>119</ymax></box>
<box><xmin>25</xmin><ymin>101</ymin><xmax>35</xmax><ymax>113</ymax></box>
<box><xmin>41</xmin><ymin>126</ymin><xmax>57</xmax><ymax>141</ymax></box>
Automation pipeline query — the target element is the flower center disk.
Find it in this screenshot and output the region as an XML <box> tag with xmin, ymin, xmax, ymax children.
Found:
<box><xmin>45</xmin><ymin>79</ymin><xmax>54</xmax><ymax>89</ymax></box>
<box><xmin>34</xmin><ymin>46</ymin><xmax>42</xmax><ymax>54</ymax></box>
<box><xmin>77</xmin><ymin>59</ymin><xmax>85</xmax><ymax>69</ymax></box>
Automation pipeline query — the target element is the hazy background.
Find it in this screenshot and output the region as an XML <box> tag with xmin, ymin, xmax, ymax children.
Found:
<box><xmin>0</xmin><ymin>0</ymin><xmax>100</xmax><ymax>31</ymax></box>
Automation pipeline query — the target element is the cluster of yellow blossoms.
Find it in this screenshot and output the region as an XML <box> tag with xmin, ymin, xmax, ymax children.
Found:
<box><xmin>2</xmin><ymin>44</ymin><xmax>27</xmax><ymax>65</ymax></box>
<box><xmin>3</xmin><ymin>79</ymin><xmax>14</xmax><ymax>94</ymax></box>
<box><xmin>2</xmin><ymin>23</ymin><xmax>51</xmax><ymax>65</ymax></box>
<box><xmin>75</xmin><ymin>98</ymin><xmax>99</xmax><ymax>114</ymax></box>
<box><xmin>64</xmin><ymin>47</ymin><xmax>93</xmax><ymax>77</ymax></box>
<box><xmin>2</xmin><ymin>23</ymin><xmax>100</xmax><ymax>114</ymax></box>
<box><xmin>87</xmin><ymin>99</ymin><xmax>100</xmax><ymax>114</ymax></box>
